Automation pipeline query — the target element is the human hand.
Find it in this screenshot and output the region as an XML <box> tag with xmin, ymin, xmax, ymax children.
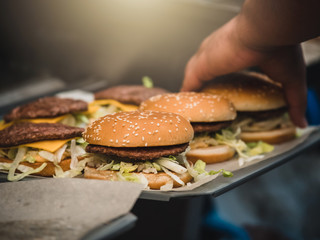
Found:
<box><xmin>181</xmin><ymin>18</ymin><xmax>308</xmax><ymax>128</ymax></box>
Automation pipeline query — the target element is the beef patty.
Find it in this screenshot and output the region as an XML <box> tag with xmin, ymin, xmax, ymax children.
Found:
<box><xmin>94</xmin><ymin>85</ymin><xmax>169</xmax><ymax>105</ymax></box>
<box><xmin>0</xmin><ymin>122</ymin><xmax>84</xmax><ymax>147</ymax></box>
<box><xmin>85</xmin><ymin>142</ymin><xmax>189</xmax><ymax>161</ymax></box>
<box><xmin>4</xmin><ymin>97</ymin><xmax>88</xmax><ymax>122</ymax></box>
<box><xmin>191</xmin><ymin>121</ymin><xmax>232</xmax><ymax>133</ymax></box>
<box><xmin>238</xmin><ymin>107</ymin><xmax>287</xmax><ymax>120</ymax></box>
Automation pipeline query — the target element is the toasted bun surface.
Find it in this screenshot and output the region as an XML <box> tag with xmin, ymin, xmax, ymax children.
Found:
<box><xmin>0</xmin><ymin>157</ymin><xmax>71</xmax><ymax>177</ymax></box>
<box><xmin>84</xmin><ymin>166</ymin><xmax>193</xmax><ymax>190</ymax></box>
<box><xmin>140</xmin><ymin>92</ymin><xmax>236</xmax><ymax>122</ymax></box>
<box><xmin>186</xmin><ymin>145</ymin><xmax>235</xmax><ymax>164</ymax></box>
<box><xmin>83</xmin><ymin>111</ymin><xmax>194</xmax><ymax>147</ymax></box>
<box><xmin>240</xmin><ymin>126</ymin><xmax>296</xmax><ymax>144</ymax></box>
<box><xmin>201</xmin><ymin>72</ymin><xmax>286</xmax><ymax>111</ymax></box>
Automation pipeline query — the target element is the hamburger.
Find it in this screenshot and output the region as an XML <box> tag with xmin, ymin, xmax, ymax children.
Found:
<box><xmin>0</xmin><ymin>96</ymin><xmax>95</xmax><ymax>129</ymax></box>
<box><xmin>0</xmin><ymin>122</ymin><xmax>88</xmax><ymax>181</ymax></box>
<box><xmin>201</xmin><ymin>71</ymin><xmax>296</xmax><ymax>144</ymax></box>
<box><xmin>82</xmin><ymin>111</ymin><xmax>196</xmax><ymax>190</ymax></box>
<box><xmin>91</xmin><ymin>85</ymin><xmax>169</xmax><ymax>119</ymax></box>
<box><xmin>139</xmin><ymin>92</ymin><xmax>244</xmax><ymax>164</ymax></box>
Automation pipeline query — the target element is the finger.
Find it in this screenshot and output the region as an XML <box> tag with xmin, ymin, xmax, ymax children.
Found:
<box><xmin>282</xmin><ymin>81</ymin><xmax>308</xmax><ymax>128</ymax></box>
<box><xmin>181</xmin><ymin>56</ymin><xmax>207</xmax><ymax>92</ymax></box>
<box><xmin>259</xmin><ymin>45</ymin><xmax>308</xmax><ymax>128</ymax></box>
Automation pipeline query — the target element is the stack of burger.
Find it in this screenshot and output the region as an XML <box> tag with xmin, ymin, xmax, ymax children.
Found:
<box><xmin>0</xmin><ymin>122</ymin><xmax>87</xmax><ymax>181</ymax></box>
<box><xmin>82</xmin><ymin>111</ymin><xmax>202</xmax><ymax>190</ymax></box>
<box><xmin>140</xmin><ymin>92</ymin><xmax>271</xmax><ymax>166</ymax></box>
<box><xmin>0</xmin><ymin>96</ymin><xmax>92</xmax><ymax>129</ymax></box>
<box><xmin>201</xmin><ymin>72</ymin><xmax>296</xmax><ymax>144</ymax></box>
<box><xmin>0</xmin><ymin>97</ymin><xmax>91</xmax><ymax>180</ymax></box>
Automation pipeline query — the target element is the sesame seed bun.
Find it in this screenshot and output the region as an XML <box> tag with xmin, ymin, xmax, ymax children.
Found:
<box><xmin>83</xmin><ymin>111</ymin><xmax>194</xmax><ymax>147</ymax></box>
<box><xmin>240</xmin><ymin>125</ymin><xmax>296</xmax><ymax>144</ymax></box>
<box><xmin>186</xmin><ymin>145</ymin><xmax>236</xmax><ymax>164</ymax></box>
<box><xmin>201</xmin><ymin>71</ymin><xmax>286</xmax><ymax>111</ymax></box>
<box><xmin>84</xmin><ymin>166</ymin><xmax>193</xmax><ymax>190</ymax></box>
<box><xmin>139</xmin><ymin>92</ymin><xmax>236</xmax><ymax>122</ymax></box>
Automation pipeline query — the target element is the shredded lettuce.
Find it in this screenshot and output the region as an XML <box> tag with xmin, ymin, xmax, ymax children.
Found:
<box><xmin>215</xmin><ymin>128</ymin><xmax>248</xmax><ymax>159</ymax></box>
<box><xmin>60</xmin><ymin>114</ymin><xmax>77</xmax><ymax>126</ymax></box>
<box><xmin>119</xmin><ymin>162</ymin><xmax>138</xmax><ymax>173</ymax></box>
<box><xmin>215</xmin><ymin>128</ymin><xmax>274</xmax><ymax>166</ymax></box>
<box><xmin>24</xmin><ymin>155</ymin><xmax>36</xmax><ymax>163</ymax></box>
<box><xmin>161</xmin><ymin>166</ymin><xmax>185</xmax><ymax>186</ymax></box>
<box><xmin>7</xmin><ymin>147</ymin><xmax>48</xmax><ymax>181</ymax></box>
<box><xmin>97</xmin><ymin>160</ymin><xmax>114</xmax><ymax>171</ymax></box>
<box><xmin>8</xmin><ymin>148</ymin><xmax>18</xmax><ymax>160</ymax></box>
<box><xmin>209</xmin><ymin>169</ymin><xmax>233</xmax><ymax>177</ymax></box>
<box><xmin>54</xmin><ymin>158</ymin><xmax>89</xmax><ymax>178</ymax></box>
<box><xmin>246</xmin><ymin>141</ymin><xmax>274</xmax><ymax>156</ymax></box>
<box><xmin>142</xmin><ymin>76</ymin><xmax>153</xmax><ymax>88</ymax></box>
<box><xmin>160</xmin><ymin>180</ymin><xmax>174</xmax><ymax>191</ymax></box>
<box><xmin>152</xmin><ymin>162</ymin><xmax>161</xmax><ymax>171</ymax></box>
<box><xmin>39</xmin><ymin>150</ymin><xmax>55</xmax><ymax>162</ymax></box>
<box><xmin>155</xmin><ymin>158</ymin><xmax>187</xmax><ymax>174</ymax></box>
<box><xmin>55</xmin><ymin>144</ymin><xmax>68</xmax><ymax>164</ymax></box>
<box><xmin>91</xmin><ymin>105</ymin><xmax>119</xmax><ymax>119</ymax></box>
<box><xmin>74</xmin><ymin>113</ymin><xmax>89</xmax><ymax>124</ymax></box>
<box><xmin>76</xmin><ymin>138</ymin><xmax>89</xmax><ymax>148</ymax></box>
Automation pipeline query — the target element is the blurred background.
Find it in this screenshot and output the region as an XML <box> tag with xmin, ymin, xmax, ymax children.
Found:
<box><xmin>1</xmin><ymin>0</ymin><xmax>319</xmax><ymax>239</ymax></box>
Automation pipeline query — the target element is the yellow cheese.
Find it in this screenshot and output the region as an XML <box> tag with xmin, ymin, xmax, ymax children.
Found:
<box><xmin>82</xmin><ymin>104</ymin><xmax>101</xmax><ymax>115</ymax></box>
<box><xmin>91</xmin><ymin>99</ymin><xmax>138</xmax><ymax>112</ymax></box>
<box><xmin>0</xmin><ymin>121</ymin><xmax>12</xmax><ymax>130</ymax></box>
<box><xmin>0</xmin><ymin>115</ymin><xmax>69</xmax><ymax>131</ymax></box>
<box><xmin>25</xmin><ymin>115</ymin><xmax>68</xmax><ymax>124</ymax></box>
<box><xmin>21</xmin><ymin>139</ymin><xmax>73</xmax><ymax>152</ymax></box>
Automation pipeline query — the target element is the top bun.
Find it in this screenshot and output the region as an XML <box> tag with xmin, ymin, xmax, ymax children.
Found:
<box><xmin>83</xmin><ymin>111</ymin><xmax>194</xmax><ymax>147</ymax></box>
<box><xmin>201</xmin><ymin>72</ymin><xmax>286</xmax><ymax>111</ymax></box>
<box><xmin>139</xmin><ymin>92</ymin><xmax>236</xmax><ymax>122</ymax></box>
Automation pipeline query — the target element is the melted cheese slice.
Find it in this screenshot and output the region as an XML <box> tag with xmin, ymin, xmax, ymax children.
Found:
<box><xmin>91</xmin><ymin>99</ymin><xmax>138</xmax><ymax>112</ymax></box>
<box><xmin>82</xmin><ymin>104</ymin><xmax>101</xmax><ymax>115</ymax></box>
<box><xmin>0</xmin><ymin>115</ymin><xmax>69</xmax><ymax>130</ymax></box>
<box><xmin>21</xmin><ymin>139</ymin><xmax>73</xmax><ymax>152</ymax></box>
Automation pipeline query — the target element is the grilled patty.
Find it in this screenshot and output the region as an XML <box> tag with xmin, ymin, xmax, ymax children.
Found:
<box><xmin>191</xmin><ymin>121</ymin><xmax>232</xmax><ymax>133</ymax></box>
<box><xmin>238</xmin><ymin>107</ymin><xmax>287</xmax><ymax>120</ymax></box>
<box><xmin>0</xmin><ymin>122</ymin><xmax>84</xmax><ymax>148</ymax></box>
<box><xmin>94</xmin><ymin>85</ymin><xmax>168</xmax><ymax>105</ymax></box>
<box><xmin>85</xmin><ymin>142</ymin><xmax>189</xmax><ymax>161</ymax></box>
<box><xmin>4</xmin><ymin>97</ymin><xmax>88</xmax><ymax>122</ymax></box>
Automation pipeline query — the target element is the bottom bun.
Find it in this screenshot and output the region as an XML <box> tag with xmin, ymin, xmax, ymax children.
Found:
<box><xmin>186</xmin><ymin>145</ymin><xmax>235</xmax><ymax>164</ymax></box>
<box><xmin>240</xmin><ymin>126</ymin><xmax>296</xmax><ymax>144</ymax></box>
<box><xmin>84</xmin><ymin>166</ymin><xmax>193</xmax><ymax>190</ymax></box>
<box><xmin>0</xmin><ymin>157</ymin><xmax>71</xmax><ymax>177</ymax></box>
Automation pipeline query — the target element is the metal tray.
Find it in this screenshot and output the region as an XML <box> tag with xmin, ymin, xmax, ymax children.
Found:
<box><xmin>139</xmin><ymin>128</ymin><xmax>320</xmax><ymax>201</ymax></box>
<box><xmin>82</xmin><ymin>213</ymin><xmax>137</xmax><ymax>240</ymax></box>
<box><xmin>2</xmin><ymin>129</ymin><xmax>319</xmax><ymax>201</ymax></box>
